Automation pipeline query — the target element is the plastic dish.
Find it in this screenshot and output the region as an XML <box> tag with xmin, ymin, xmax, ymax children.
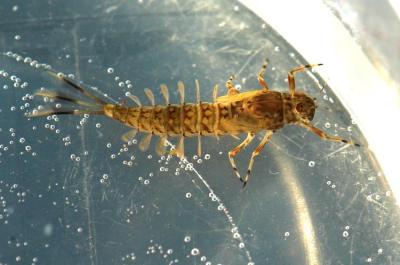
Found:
<box><xmin>1</xmin><ymin>0</ymin><xmax>399</xmax><ymax>264</ymax></box>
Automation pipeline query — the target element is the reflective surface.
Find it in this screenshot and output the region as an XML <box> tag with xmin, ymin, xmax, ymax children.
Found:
<box><xmin>0</xmin><ymin>1</ymin><xmax>399</xmax><ymax>265</ymax></box>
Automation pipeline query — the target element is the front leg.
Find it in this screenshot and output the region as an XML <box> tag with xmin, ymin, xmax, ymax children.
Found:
<box><xmin>258</xmin><ymin>58</ymin><xmax>270</xmax><ymax>90</ymax></box>
<box><xmin>298</xmin><ymin>121</ymin><xmax>361</xmax><ymax>147</ymax></box>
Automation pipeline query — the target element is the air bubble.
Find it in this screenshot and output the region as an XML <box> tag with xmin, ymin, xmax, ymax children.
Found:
<box><xmin>185</xmin><ymin>192</ymin><xmax>192</xmax><ymax>198</ymax></box>
<box><xmin>184</xmin><ymin>236</ymin><xmax>191</xmax><ymax>243</ymax></box>
<box><xmin>204</xmin><ymin>154</ymin><xmax>210</xmax><ymax>160</ymax></box>
<box><xmin>95</xmin><ymin>123</ymin><xmax>101</xmax><ymax>128</ymax></box>
<box><xmin>324</xmin><ymin>122</ymin><xmax>331</xmax><ymax>128</ymax></box>
<box><xmin>15</xmin><ymin>35</ymin><xmax>21</xmax><ymax>40</ymax></box>
<box><xmin>107</xmin><ymin>67</ymin><xmax>114</xmax><ymax>74</ymax></box>
<box><xmin>77</xmin><ymin>227</ymin><xmax>83</xmax><ymax>233</ymax></box>
<box><xmin>327</xmin><ymin>180</ymin><xmax>332</xmax><ymax>185</ymax></box>
<box><xmin>342</xmin><ymin>231</ymin><xmax>349</xmax><ymax>237</ymax></box>
<box><xmin>308</xmin><ymin>161</ymin><xmax>315</xmax><ymax>167</ymax></box>
<box><xmin>190</xmin><ymin>248</ymin><xmax>199</xmax><ymax>256</ymax></box>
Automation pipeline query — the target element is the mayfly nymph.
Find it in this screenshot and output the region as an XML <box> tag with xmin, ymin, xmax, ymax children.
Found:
<box><xmin>28</xmin><ymin>61</ymin><xmax>360</xmax><ymax>187</ymax></box>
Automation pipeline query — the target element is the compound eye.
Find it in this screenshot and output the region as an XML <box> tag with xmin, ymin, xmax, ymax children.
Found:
<box><xmin>296</xmin><ymin>103</ymin><xmax>304</xmax><ymax>113</ymax></box>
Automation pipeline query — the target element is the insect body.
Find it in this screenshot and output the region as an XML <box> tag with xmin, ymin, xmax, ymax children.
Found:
<box><xmin>29</xmin><ymin>61</ymin><xmax>359</xmax><ymax>187</ymax></box>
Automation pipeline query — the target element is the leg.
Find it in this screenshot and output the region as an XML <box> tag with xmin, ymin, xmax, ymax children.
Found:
<box><xmin>241</xmin><ymin>131</ymin><xmax>274</xmax><ymax>187</ymax></box>
<box><xmin>299</xmin><ymin>122</ymin><xmax>361</xmax><ymax>147</ymax></box>
<box><xmin>258</xmin><ymin>58</ymin><xmax>270</xmax><ymax>90</ymax></box>
<box><xmin>228</xmin><ymin>133</ymin><xmax>256</xmax><ymax>180</ymax></box>
<box><xmin>212</xmin><ymin>84</ymin><xmax>218</xmax><ymax>102</ymax></box>
<box><xmin>288</xmin><ymin>64</ymin><xmax>322</xmax><ymax>96</ymax></box>
<box><xmin>226</xmin><ymin>75</ymin><xmax>240</xmax><ymax>96</ymax></box>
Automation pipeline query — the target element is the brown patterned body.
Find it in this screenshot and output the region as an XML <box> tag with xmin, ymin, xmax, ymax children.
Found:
<box><xmin>103</xmin><ymin>90</ymin><xmax>302</xmax><ymax>138</ymax></box>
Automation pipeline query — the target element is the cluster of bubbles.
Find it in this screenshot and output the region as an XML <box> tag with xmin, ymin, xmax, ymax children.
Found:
<box><xmin>106</xmin><ymin>67</ymin><xmax>133</xmax><ymax>90</ymax></box>
<box><xmin>121</xmin><ymin>252</ymin><xmax>136</xmax><ymax>263</ymax></box>
<box><xmin>145</xmin><ymin>240</ymin><xmax>179</xmax><ymax>264</ymax></box>
<box><xmin>0</xmin><ymin>128</ymin><xmax>36</xmax><ymax>158</ymax></box>
<box><xmin>3</xmin><ymin>51</ymin><xmax>52</xmax><ymax>71</ymax></box>
<box><xmin>326</xmin><ymin>180</ymin><xmax>336</xmax><ymax>189</ymax></box>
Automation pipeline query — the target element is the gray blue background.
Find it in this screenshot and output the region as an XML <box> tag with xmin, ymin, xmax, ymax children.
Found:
<box><xmin>0</xmin><ymin>1</ymin><xmax>399</xmax><ymax>264</ymax></box>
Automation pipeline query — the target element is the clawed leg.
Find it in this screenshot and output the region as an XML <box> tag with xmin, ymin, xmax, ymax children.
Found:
<box><xmin>258</xmin><ymin>58</ymin><xmax>270</xmax><ymax>90</ymax></box>
<box><xmin>228</xmin><ymin>133</ymin><xmax>255</xmax><ymax>180</ymax></box>
<box><xmin>241</xmin><ymin>131</ymin><xmax>274</xmax><ymax>187</ymax></box>
<box><xmin>299</xmin><ymin>122</ymin><xmax>361</xmax><ymax>147</ymax></box>
<box><xmin>288</xmin><ymin>64</ymin><xmax>322</xmax><ymax>96</ymax></box>
<box><xmin>225</xmin><ymin>75</ymin><xmax>240</xmax><ymax>96</ymax></box>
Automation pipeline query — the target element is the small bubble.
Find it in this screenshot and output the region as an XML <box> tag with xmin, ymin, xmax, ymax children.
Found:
<box><xmin>185</xmin><ymin>192</ymin><xmax>192</xmax><ymax>198</ymax></box>
<box><xmin>204</xmin><ymin>154</ymin><xmax>210</xmax><ymax>160</ymax></box>
<box><xmin>342</xmin><ymin>231</ymin><xmax>349</xmax><ymax>237</ymax></box>
<box><xmin>77</xmin><ymin>227</ymin><xmax>83</xmax><ymax>233</ymax></box>
<box><xmin>233</xmin><ymin>5</ymin><xmax>239</xmax><ymax>11</ymax></box>
<box><xmin>238</xmin><ymin>242</ymin><xmax>245</xmax><ymax>248</ymax></box>
<box><xmin>184</xmin><ymin>236</ymin><xmax>191</xmax><ymax>243</ymax></box>
<box><xmin>190</xmin><ymin>248</ymin><xmax>199</xmax><ymax>256</ymax></box>
<box><xmin>118</xmin><ymin>82</ymin><xmax>125</xmax><ymax>87</ymax></box>
<box><xmin>95</xmin><ymin>123</ymin><xmax>101</xmax><ymax>128</ymax></box>
<box><xmin>144</xmin><ymin>179</ymin><xmax>150</xmax><ymax>185</ymax></box>
<box><xmin>12</xmin><ymin>5</ymin><xmax>18</xmax><ymax>12</ymax></box>
<box><xmin>284</xmin><ymin>231</ymin><xmax>290</xmax><ymax>237</ymax></box>
<box><xmin>324</xmin><ymin>122</ymin><xmax>331</xmax><ymax>128</ymax></box>
<box><xmin>15</xmin><ymin>35</ymin><xmax>21</xmax><ymax>40</ymax></box>
<box><xmin>107</xmin><ymin>67</ymin><xmax>114</xmax><ymax>74</ymax></box>
<box><xmin>274</xmin><ymin>46</ymin><xmax>280</xmax><ymax>52</ymax></box>
<box><xmin>308</xmin><ymin>161</ymin><xmax>315</xmax><ymax>167</ymax></box>
<box><xmin>327</xmin><ymin>180</ymin><xmax>332</xmax><ymax>185</ymax></box>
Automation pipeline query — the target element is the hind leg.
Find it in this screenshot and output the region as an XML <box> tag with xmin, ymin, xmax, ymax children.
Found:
<box><xmin>228</xmin><ymin>133</ymin><xmax>255</xmax><ymax>181</ymax></box>
<box><xmin>241</xmin><ymin>130</ymin><xmax>274</xmax><ymax>187</ymax></box>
